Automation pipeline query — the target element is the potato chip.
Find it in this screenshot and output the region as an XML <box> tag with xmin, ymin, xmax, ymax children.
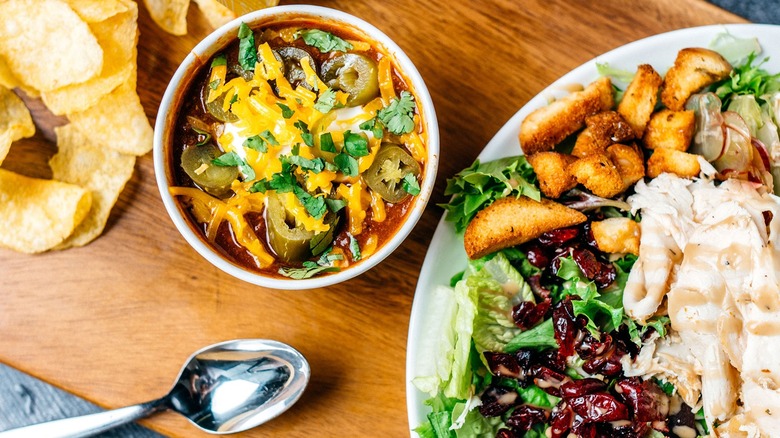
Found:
<box><xmin>214</xmin><ymin>0</ymin><xmax>279</xmax><ymax>16</ymax></box>
<box><xmin>193</xmin><ymin>0</ymin><xmax>236</xmax><ymax>29</ymax></box>
<box><xmin>0</xmin><ymin>53</ymin><xmax>40</xmax><ymax>97</ymax></box>
<box><xmin>143</xmin><ymin>0</ymin><xmax>190</xmax><ymax>36</ymax></box>
<box><xmin>62</xmin><ymin>0</ymin><xmax>130</xmax><ymax>22</ymax></box>
<box><xmin>0</xmin><ymin>0</ymin><xmax>104</xmax><ymax>92</ymax></box>
<box><xmin>51</xmin><ymin>124</ymin><xmax>136</xmax><ymax>248</ymax></box>
<box><xmin>0</xmin><ymin>85</ymin><xmax>35</xmax><ymax>165</ymax></box>
<box><xmin>0</xmin><ymin>168</ymin><xmax>92</xmax><ymax>253</ymax></box>
<box><xmin>66</xmin><ymin>81</ymin><xmax>153</xmax><ymax>156</ymax></box>
<box><xmin>41</xmin><ymin>2</ymin><xmax>138</xmax><ymax>115</ymax></box>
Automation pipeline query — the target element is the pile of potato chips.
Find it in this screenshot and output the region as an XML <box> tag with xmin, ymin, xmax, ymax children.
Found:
<box><xmin>0</xmin><ymin>0</ymin><xmax>149</xmax><ymax>253</ymax></box>
<box><xmin>142</xmin><ymin>0</ymin><xmax>278</xmax><ymax>36</ymax></box>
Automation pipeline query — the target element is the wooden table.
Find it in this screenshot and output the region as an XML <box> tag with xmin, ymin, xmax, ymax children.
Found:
<box><xmin>0</xmin><ymin>0</ymin><xmax>743</xmax><ymax>436</ymax></box>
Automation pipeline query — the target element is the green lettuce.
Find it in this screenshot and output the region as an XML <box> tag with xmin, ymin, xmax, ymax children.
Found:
<box><xmin>440</xmin><ymin>156</ymin><xmax>539</xmax><ymax>232</ymax></box>
<box><xmin>413</xmin><ymin>286</ymin><xmax>460</xmax><ymax>396</ymax></box>
<box><xmin>468</xmin><ymin>253</ymin><xmax>534</xmax><ymax>353</ymax></box>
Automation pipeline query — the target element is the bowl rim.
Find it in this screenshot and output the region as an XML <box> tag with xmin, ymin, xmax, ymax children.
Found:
<box><xmin>153</xmin><ymin>5</ymin><xmax>439</xmax><ymax>290</ymax></box>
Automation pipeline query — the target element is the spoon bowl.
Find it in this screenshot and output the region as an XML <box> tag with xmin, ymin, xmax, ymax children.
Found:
<box><xmin>0</xmin><ymin>339</ymin><xmax>310</xmax><ymax>438</ymax></box>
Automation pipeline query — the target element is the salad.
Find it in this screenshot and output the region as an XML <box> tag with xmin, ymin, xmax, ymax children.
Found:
<box><xmin>412</xmin><ymin>30</ymin><xmax>780</xmax><ymax>438</ymax></box>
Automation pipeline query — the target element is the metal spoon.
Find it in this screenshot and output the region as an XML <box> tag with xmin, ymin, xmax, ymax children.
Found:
<box><xmin>0</xmin><ymin>339</ymin><xmax>310</xmax><ymax>438</ymax></box>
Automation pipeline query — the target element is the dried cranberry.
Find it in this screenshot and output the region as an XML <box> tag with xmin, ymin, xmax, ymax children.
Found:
<box><xmin>534</xmin><ymin>349</ymin><xmax>567</xmax><ymax>373</ymax></box>
<box><xmin>538</xmin><ymin>227</ymin><xmax>580</xmax><ymax>247</ymax></box>
<box><xmin>526</xmin><ymin>274</ymin><xmax>553</xmax><ymax>301</ymax></box>
<box><xmin>478</xmin><ymin>385</ymin><xmax>519</xmax><ymax>417</ymax></box>
<box><xmin>576</xmin><ymin>333</ymin><xmax>613</xmax><ymax>360</ymax></box>
<box><xmin>553</xmin><ymin>297</ymin><xmax>577</xmax><ymax>358</ymax></box>
<box><xmin>582</xmin><ymin>338</ymin><xmax>626</xmax><ymax>378</ymax></box>
<box><xmin>582</xmin><ymin>222</ymin><xmax>599</xmax><ymax>249</ymax></box>
<box><xmin>514</xmin><ymin>349</ymin><xmax>533</xmax><ymax>369</ymax></box>
<box><xmin>531</xmin><ymin>366</ymin><xmax>569</xmax><ymax>397</ymax></box>
<box><xmin>571</xmin><ymin>247</ymin><xmax>616</xmax><ymax>288</ymax></box>
<box><xmin>569</xmin><ymin>393</ymin><xmax>630</xmax><ymax>422</ymax></box>
<box><xmin>559</xmin><ymin>378</ymin><xmax>608</xmax><ymax>399</ymax></box>
<box><xmin>571</xmin><ymin>414</ymin><xmax>598</xmax><ymax>438</ymax></box>
<box><xmin>668</xmin><ymin>398</ymin><xmax>697</xmax><ymax>435</ymax></box>
<box><xmin>600</xmin><ymin>423</ymin><xmax>638</xmax><ymax>438</ymax></box>
<box><xmin>524</xmin><ymin>242</ymin><xmax>550</xmax><ymax>268</ymax></box>
<box><xmin>549</xmin><ymin>402</ymin><xmax>573</xmax><ymax>438</ymax></box>
<box><xmin>484</xmin><ymin>352</ymin><xmax>522</xmax><ymax>379</ymax></box>
<box><xmin>505</xmin><ymin>405</ymin><xmax>549</xmax><ymax>432</ymax></box>
<box><xmin>615</xmin><ymin>378</ymin><xmax>669</xmax><ymax>423</ymax></box>
<box><xmin>512</xmin><ymin>299</ymin><xmax>551</xmax><ymax>330</ymax></box>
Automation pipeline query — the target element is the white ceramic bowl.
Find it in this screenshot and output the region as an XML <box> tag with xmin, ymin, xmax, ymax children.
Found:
<box><xmin>154</xmin><ymin>5</ymin><xmax>439</xmax><ymax>290</ymax></box>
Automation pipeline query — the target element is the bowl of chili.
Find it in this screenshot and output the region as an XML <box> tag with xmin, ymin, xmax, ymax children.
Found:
<box><xmin>153</xmin><ymin>5</ymin><xmax>438</xmax><ymax>289</ymax></box>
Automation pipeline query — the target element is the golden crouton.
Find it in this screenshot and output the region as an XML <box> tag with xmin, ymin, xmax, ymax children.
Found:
<box><xmin>661</xmin><ymin>48</ymin><xmax>732</xmax><ymax>111</ymax></box>
<box><xmin>519</xmin><ymin>76</ymin><xmax>614</xmax><ymax>154</ymax></box>
<box><xmin>617</xmin><ymin>64</ymin><xmax>663</xmax><ymax>137</ymax></box>
<box><xmin>464</xmin><ymin>197</ymin><xmax>586</xmax><ymax>260</ymax></box>
<box><xmin>527</xmin><ymin>152</ymin><xmax>578</xmax><ymax>198</ymax></box>
<box><xmin>607</xmin><ymin>143</ymin><xmax>645</xmax><ymax>190</ymax></box>
<box><xmin>646</xmin><ymin>147</ymin><xmax>701</xmax><ymax>178</ymax></box>
<box><xmin>571</xmin><ymin>111</ymin><xmax>635</xmax><ymax>157</ymax></box>
<box><xmin>642</xmin><ymin>109</ymin><xmax>695</xmax><ymax>151</ymax></box>
<box><xmin>568</xmin><ymin>153</ymin><xmax>624</xmax><ymax>198</ymax></box>
<box><xmin>591</xmin><ymin>217</ymin><xmax>640</xmax><ymax>255</ymax></box>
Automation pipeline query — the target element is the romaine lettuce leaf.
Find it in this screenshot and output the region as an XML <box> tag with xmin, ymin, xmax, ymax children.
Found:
<box><xmin>445</xmin><ymin>279</ymin><xmax>477</xmax><ymax>399</ymax></box>
<box><xmin>505</xmin><ymin>319</ymin><xmax>557</xmax><ymax>352</ymax></box>
<box><xmin>468</xmin><ymin>253</ymin><xmax>534</xmax><ymax>353</ymax></box>
<box><xmin>413</xmin><ymin>286</ymin><xmax>460</xmax><ymax>396</ymax></box>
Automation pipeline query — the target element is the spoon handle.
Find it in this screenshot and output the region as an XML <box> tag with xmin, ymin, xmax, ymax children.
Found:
<box><xmin>0</xmin><ymin>398</ymin><xmax>166</xmax><ymax>438</ymax></box>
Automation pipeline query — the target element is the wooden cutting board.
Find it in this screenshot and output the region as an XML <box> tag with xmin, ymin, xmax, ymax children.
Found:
<box><xmin>0</xmin><ymin>0</ymin><xmax>743</xmax><ymax>436</ymax></box>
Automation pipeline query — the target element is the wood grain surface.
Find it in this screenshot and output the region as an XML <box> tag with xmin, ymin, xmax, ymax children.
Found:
<box><xmin>0</xmin><ymin>1</ymin><xmax>743</xmax><ymax>436</ymax></box>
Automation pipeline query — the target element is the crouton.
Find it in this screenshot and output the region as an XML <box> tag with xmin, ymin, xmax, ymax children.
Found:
<box><xmin>646</xmin><ymin>147</ymin><xmax>701</xmax><ymax>178</ymax></box>
<box><xmin>642</xmin><ymin>109</ymin><xmax>695</xmax><ymax>151</ymax></box>
<box><xmin>464</xmin><ymin>196</ymin><xmax>587</xmax><ymax>259</ymax></box>
<box><xmin>527</xmin><ymin>152</ymin><xmax>578</xmax><ymax>198</ymax></box>
<box><xmin>607</xmin><ymin>143</ymin><xmax>645</xmax><ymax>190</ymax></box>
<box><xmin>571</xmin><ymin>111</ymin><xmax>635</xmax><ymax>157</ymax></box>
<box><xmin>568</xmin><ymin>153</ymin><xmax>624</xmax><ymax>198</ymax></box>
<box><xmin>617</xmin><ymin>64</ymin><xmax>663</xmax><ymax>137</ymax></box>
<box><xmin>519</xmin><ymin>76</ymin><xmax>614</xmax><ymax>154</ymax></box>
<box><xmin>661</xmin><ymin>48</ymin><xmax>732</xmax><ymax>111</ymax></box>
<box><xmin>591</xmin><ymin>217</ymin><xmax>640</xmax><ymax>255</ymax></box>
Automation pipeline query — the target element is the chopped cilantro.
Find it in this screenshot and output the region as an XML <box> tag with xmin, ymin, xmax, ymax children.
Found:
<box><xmin>294</xmin><ymin>120</ymin><xmax>314</xmax><ymax>146</ymax></box>
<box><xmin>237</xmin><ymin>22</ymin><xmax>257</xmax><ymax>72</ymax></box>
<box><xmin>325</xmin><ymin>198</ymin><xmax>346</xmax><ymax>213</ymax></box>
<box><xmin>208</xmin><ymin>79</ymin><xmax>220</xmax><ymax>90</ymax></box>
<box><xmin>300</xmin><ymin>29</ymin><xmax>353</xmax><ymax>53</ymax></box>
<box><xmin>192</xmin><ymin>127</ymin><xmax>211</xmax><ymax>146</ymax></box>
<box><xmin>348</xmin><ymin>234</ymin><xmax>361</xmax><ymax>261</ymax></box>
<box><xmin>260</xmin><ymin>129</ymin><xmax>279</xmax><ymax>146</ymax></box>
<box><xmin>276</xmin><ymin>102</ymin><xmax>294</xmax><ymax>118</ymax></box>
<box><xmin>377</xmin><ymin>91</ymin><xmax>416</xmax><ymax>135</ymax></box>
<box><xmin>278</xmin><ymin>260</ymin><xmax>339</xmax><ymax>279</ymax></box>
<box><xmin>249</xmin><ymin>179</ymin><xmax>268</xmax><ymax>193</ymax></box>
<box><xmin>343</xmin><ymin>131</ymin><xmax>369</xmax><ymax>157</ymax></box>
<box><xmin>319</xmin><ymin>132</ymin><xmax>336</xmax><ymax>152</ymax></box>
<box><xmin>289</xmin><ymin>155</ymin><xmax>325</xmax><ymax>173</ymax></box>
<box><xmin>402</xmin><ymin>173</ymin><xmax>421</xmax><ymax>195</ymax></box>
<box><xmin>334</xmin><ymin>152</ymin><xmax>358</xmax><ymax>176</ymax></box>
<box><xmin>211</xmin><ymin>54</ymin><xmax>227</xmax><ymax>67</ymax></box>
<box><xmin>268</xmin><ymin>168</ymin><xmax>296</xmax><ymax>193</ymax></box>
<box><xmin>293</xmin><ymin>186</ymin><xmax>326</xmax><ymax>219</ymax></box>
<box><xmin>291</xmin><ymin>143</ymin><xmax>300</xmax><ymax>156</ymax></box>
<box><xmin>229</xmin><ymin>93</ymin><xmax>239</xmax><ymax>105</ymax></box>
<box><xmin>359</xmin><ymin>117</ymin><xmax>384</xmax><ymax>139</ymax></box>
<box><xmin>314</xmin><ymin>88</ymin><xmax>337</xmax><ymax>113</ymax></box>
<box><xmin>212</xmin><ymin>151</ymin><xmax>255</xmax><ymax>181</ymax></box>
<box><xmin>243</xmin><ymin>135</ymin><xmax>267</xmax><ymax>153</ymax></box>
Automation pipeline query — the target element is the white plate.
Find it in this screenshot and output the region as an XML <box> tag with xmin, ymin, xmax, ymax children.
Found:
<box><xmin>405</xmin><ymin>23</ymin><xmax>780</xmax><ymax>433</ymax></box>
